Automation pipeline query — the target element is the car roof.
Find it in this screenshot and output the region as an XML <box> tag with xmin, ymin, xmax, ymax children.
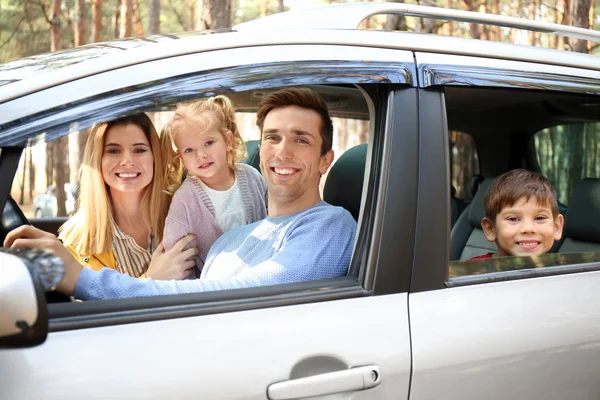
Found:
<box><xmin>0</xmin><ymin>3</ymin><xmax>598</xmax><ymax>104</ymax></box>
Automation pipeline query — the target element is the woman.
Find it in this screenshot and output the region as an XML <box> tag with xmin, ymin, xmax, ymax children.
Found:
<box><xmin>59</xmin><ymin>113</ymin><xmax>196</xmax><ymax>279</ymax></box>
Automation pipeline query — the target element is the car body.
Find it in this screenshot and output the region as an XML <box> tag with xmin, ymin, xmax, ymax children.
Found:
<box><xmin>32</xmin><ymin>183</ymin><xmax>77</xmax><ymax>218</ymax></box>
<box><xmin>1</xmin><ymin>3</ymin><xmax>600</xmax><ymax>399</ymax></box>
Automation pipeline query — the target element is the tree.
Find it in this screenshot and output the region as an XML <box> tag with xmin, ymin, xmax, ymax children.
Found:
<box><xmin>50</xmin><ymin>0</ymin><xmax>62</xmax><ymax>51</ymax></box>
<box><xmin>120</xmin><ymin>0</ymin><xmax>133</xmax><ymax>38</ymax></box>
<box><xmin>148</xmin><ymin>0</ymin><xmax>160</xmax><ymax>33</ymax></box>
<box><xmin>91</xmin><ymin>0</ymin><xmax>103</xmax><ymax>42</ymax></box>
<box><xmin>567</xmin><ymin>0</ymin><xmax>594</xmax><ymax>53</ymax></box>
<box><xmin>196</xmin><ymin>0</ymin><xmax>231</xmax><ymax>30</ymax></box>
<box><xmin>74</xmin><ymin>0</ymin><xmax>86</xmax><ymax>47</ymax></box>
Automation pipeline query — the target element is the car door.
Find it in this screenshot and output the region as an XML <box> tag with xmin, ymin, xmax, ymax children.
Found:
<box><xmin>0</xmin><ymin>42</ymin><xmax>418</xmax><ymax>399</ymax></box>
<box><xmin>409</xmin><ymin>52</ymin><xmax>600</xmax><ymax>399</ymax></box>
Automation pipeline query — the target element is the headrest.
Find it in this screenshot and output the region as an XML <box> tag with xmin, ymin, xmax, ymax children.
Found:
<box><xmin>564</xmin><ymin>178</ymin><xmax>600</xmax><ymax>243</ymax></box>
<box><xmin>243</xmin><ymin>140</ymin><xmax>261</xmax><ymax>172</ymax></box>
<box><xmin>324</xmin><ymin>144</ymin><xmax>367</xmax><ymax>221</ymax></box>
<box><xmin>451</xmin><ymin>185</ymin><xmax>456</xmax><ymax>197</ymax></box>
<box><xmin>467</xmin><ymin>177</ymin><xmax>495</xmax><ymax>228</ymax></box>
<box><xmin>470</xmin><ymin>174</ymin><xmax>485</xmax><ymax>198</ymax></box>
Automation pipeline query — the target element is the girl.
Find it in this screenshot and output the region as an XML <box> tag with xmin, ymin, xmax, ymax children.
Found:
<box><xmin>163</xmin><ymin>96</ymin><xmax>268</xmax><ymax>276</ymax></box>
<box><xmin>59</xmin><ymin>114</ymin><xmax>196</xmax><ymax>278</ymax></box>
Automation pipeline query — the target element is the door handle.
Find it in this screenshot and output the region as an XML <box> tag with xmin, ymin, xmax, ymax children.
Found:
<box><xmin>267</xmin><ymin>365</ymin><xmax>381</xmax><ymax>400</ymax></box>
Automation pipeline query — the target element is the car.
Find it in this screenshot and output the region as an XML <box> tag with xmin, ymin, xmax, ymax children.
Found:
<box><xmin>1</xmin><ymin>3</ymin><xmax>600</xmax><ymax>399</ymax></box>
<box><xmin>32</xmin><ymin>183</ymin><xmax>77</xmax><ymax>218</ymax></box>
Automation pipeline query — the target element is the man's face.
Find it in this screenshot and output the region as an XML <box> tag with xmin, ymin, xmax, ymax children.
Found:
<box><xmin>482</xmin><ymin>196</ymin><xmax>564</xmax><ymax>257</ymax></box>
<box><xmin>259</xmin><ymin>105</ymin><xmax>333</xmax><ymax>207</ymax></box>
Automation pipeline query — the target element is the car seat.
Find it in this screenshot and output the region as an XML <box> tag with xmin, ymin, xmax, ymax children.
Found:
<box><xmin>323</xmin><ymin>144</ymin><xmax>367</xmax><ymax>221</ymax></box>
<box><xmin>450</xmin><ymin>177</ymin><xmax>496</xmax><ymax>260</ymax></box>
<box><xmin>243</xmin><ymin>139</ymin><xmax>261</xmax><ymax>172</ymax></box>
<box><xmin>556</xmin><ymin>178</ymin><xmax>600</xmax><ymax>253</ymax></box>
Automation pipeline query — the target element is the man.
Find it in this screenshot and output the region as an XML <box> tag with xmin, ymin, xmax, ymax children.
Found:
<box><xmin>5</xmin><ymin>88</ymin><xmax>357</xmax><ymax>299</ymax></box>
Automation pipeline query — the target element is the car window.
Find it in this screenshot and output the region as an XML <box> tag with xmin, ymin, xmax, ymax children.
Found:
<box><xmin>4</xmin><ymin>81</ymin><xmax>410</xmax><ymax>327</ymax></box>
<box><xmin>444</xmin><ymin>84</ymin><xmax>600</xmax><ymax>284</ymax></box>
<box><xmin>534</xmin><ymin>121</ymin><xmax>600</xmax><ymax>205</ymax></box>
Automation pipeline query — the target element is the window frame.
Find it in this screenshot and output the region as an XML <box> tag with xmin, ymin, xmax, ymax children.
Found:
<box><xmin>0</xmin><ymin>54</ymin><xmax>418</xmax><ymax>331</ymax></box>
<box><xmin>410</xmin><ymin>52</ymin><xmax>600</xmax><ymax>292</ymax></box>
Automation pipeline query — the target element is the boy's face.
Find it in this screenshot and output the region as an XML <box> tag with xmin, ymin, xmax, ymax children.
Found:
<box><xmin>481</xmin><ymin>196</ymin><xmax>564</xmax><ymax>258</ymax></box>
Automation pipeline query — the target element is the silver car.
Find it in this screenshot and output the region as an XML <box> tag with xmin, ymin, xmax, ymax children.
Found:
<box><xmin>32</xmin><ymin>183</ymin><xmax>77</xmax><ymax>218</ymax></box>
<box><xmin>1</xmin><ymin>3</ymin><xmax>600</xmax><ymax>399</ymax></box>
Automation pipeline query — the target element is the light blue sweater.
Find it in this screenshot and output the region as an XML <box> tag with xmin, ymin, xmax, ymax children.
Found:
<box><xmin>74</xmin><ymin>202</ymin><xmax>357</xmax><ymax>300</ymax></box>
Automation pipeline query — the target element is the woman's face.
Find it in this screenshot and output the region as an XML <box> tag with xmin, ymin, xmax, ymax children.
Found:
<box><xmin>101</xmin><ymin>123</ymin><xmax>154</xmax><ymax>195</ymax></box>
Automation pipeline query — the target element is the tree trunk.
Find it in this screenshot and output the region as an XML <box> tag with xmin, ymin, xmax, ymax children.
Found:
<box><xmin>92</xmin><ymin>0</ymin><xmax>103</xmax><ymax>42</ymax></box>
<box><xmin>416</xmin><ymin>0</ymin><xmax>438</xmax><ymax>33</ymax></box>
<box><xmin>19</xmin><ymin>148</ymin><xmax>27</xmax><ymax>205</ymax></box>
<box><xmin>568</xmin><ymin>0</ymin><xmax>593</xmax><ymax>53</ymax></box>
<box><xmin>74</xmin><ymin>0</ymin><xmax>86</xmax><ymax>46</ymax></box>
<box><xmin>196</xmin><ymin>0</ymin><xmax>231</xmax><ymax>30</ymax></box>
<box><xmin>113</xmin><ymin>0</ymin><xmax>120</xmax><ymax>38</ymax></box>
<box><xmin>385</xmin><ymin>0</ymin><xmax>406</xmax><ymax>31</ymax></box>
<box><xmin>529</xmin><ymin>0</ymin><xmax>537</xmax><ymax>46</ymax></box>
<box><xmin>120</xmin><ymin>0</ymin><xmax>133</xmax><ymax>38</ymax></box>
<box><xmin>50</xmin><ymin>0</ymin><xmax>62</xmax><ymax>51</ymax></box>
<box><xmin>133</xmin><ymin>0</ymin><xmax>144</xmax><ymax>35</ymax></box>
<box><xmin>28</xmin><ymin>147</ymin><xmax>35</xmax><ymax>203</ymax></box>
<box><xmin>460</xmin><ymin>0</ymin><xmax>481</xmax><ymax>39</ymax></box>
<box><xmin>148</xmin><ymin>0</ymin><xmax>160</xmax><ymax>34</ymax></box>
<box><xmin>490</xmin><ymin>0</ymin><xmax>500</xmax><ymax>41</ymax></box>
<box><xmin>45</xmin><ymin>142</ymin><xmax>54</xmax><ymax>189</ymax></box>
<box><xmin>54</xmin><ymin>136</ymin><xmax>69</xmax><ymax>217</ymax></box>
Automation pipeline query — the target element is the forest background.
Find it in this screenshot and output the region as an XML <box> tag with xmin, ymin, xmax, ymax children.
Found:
<box><xmin>1</xmin><ymin>0</ymin><xmax>599</xmax><ymax>216</ymax></box>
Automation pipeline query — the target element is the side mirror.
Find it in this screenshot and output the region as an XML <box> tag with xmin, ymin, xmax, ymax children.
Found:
<box><xmin>0</xmin><ymin>252</ymin><xmax>48</xmax><ymax>348</ymax></box>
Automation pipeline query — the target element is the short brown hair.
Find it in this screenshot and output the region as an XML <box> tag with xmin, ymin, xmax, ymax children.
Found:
<box><xmin>484</xmin><ymin>169</ymin><xmax>559</xmax><ymax>221</ymax></box>
<box><xmin>255</xmin><ymin>88</ymin><xmax>333</xmax><ymax>155</ymax></box>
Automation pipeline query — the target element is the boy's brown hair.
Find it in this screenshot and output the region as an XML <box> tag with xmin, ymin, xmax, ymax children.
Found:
<box><xmin>484</xmin><ymin>169</ymin><xmax>559</xmax><ymax>221</ymax></box>
<box><xmin>255</xmin><ymin>87</ymin><xmax>333</xmax><ymax>156</ymax></box>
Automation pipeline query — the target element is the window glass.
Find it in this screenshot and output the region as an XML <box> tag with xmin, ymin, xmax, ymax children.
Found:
<box><xmin>445</xmin><ymin>85</ymin><xmax>600</xmax><ymax>283</ymax></box>
<box><xmin>449</xmin><ymin>130</ymin><xmax>480</xmax><ymax>200</ymax></box>
<box><xmin>8</xmin><ymin>83</ymin><xmax>375</xmax><ymax>307</ymax></box>
<box><xmin>534</xmin><ymin>122</ymin><xmax>600</xmax><ymax>205</ymax></box>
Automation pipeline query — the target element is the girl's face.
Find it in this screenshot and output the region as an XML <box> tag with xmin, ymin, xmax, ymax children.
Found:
<box><xmin>174</xmin><ymin>118</ymin><xmax>233</xmax><ymax>190</ymax></box>
<box><xmin>101</xmin><ymin>123</ymin><xmax>154</xmax><ymax>195</ymax></box>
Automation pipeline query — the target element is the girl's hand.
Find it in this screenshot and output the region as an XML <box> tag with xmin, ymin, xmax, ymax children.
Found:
<box><xmin>4</xmin><ymin>225</ymin><xmax>83</xmax><ymax>295</ymax></box>
<box><xmin>146</xmin><ymin>234</ymin><xmax>198</xmax><ymax>280</ymax></box>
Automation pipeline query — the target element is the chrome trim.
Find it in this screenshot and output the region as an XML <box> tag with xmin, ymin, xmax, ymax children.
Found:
<box><xmin>447</xmin><ymin>263</ymin><xmax>600</xmax><ymax>287</ymax></box>
<box><xmin>0</xmin><ymin>45</ymin><xmax>414</xmax><ymax>124</ymax></box>
<box><xmin>0</xmin><ymin>61</ymin><xmax>411</xmax><ymax>146</ymax></box>
<box><xmin>447</xmin><ymin>251</ymin><xmax>600</xmax><ymax>286</ymax></box>
<box><xmin>421</xmin><ymin>64</ymin><xmax>600</xmax><ymax>95</ymax></box>
<box><xmin>416</xmin><ymin>52</ymin><xmax>600</xmax><ymax>94</ymax></box>
<box><xmin>234</xmin><ymin>3</ymin><xmax>600</xmax><ymax>43</ymax></box>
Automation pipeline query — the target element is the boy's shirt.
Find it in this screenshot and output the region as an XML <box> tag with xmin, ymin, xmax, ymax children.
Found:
<box><xmin>470</xmin><ymin>252</ymin><xmax>494</xmax><ymax>260</ymax></box>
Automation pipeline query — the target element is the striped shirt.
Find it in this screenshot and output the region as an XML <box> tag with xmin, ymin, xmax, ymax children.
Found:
<box><xmin>111</xmin><ymin>221</ymin><xmax>155</xmax><ymax>277</ymax></box>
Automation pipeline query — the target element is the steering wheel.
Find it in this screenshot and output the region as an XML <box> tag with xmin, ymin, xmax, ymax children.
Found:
<box><xmin>1</xmin><ymin>197</ymin><xmax>71</xmax><ymax>303</ymax></box>
<box><xmin>0</xmin><ymin>195</ymin><xmax>29</xmax><ymax>244</ymax></box>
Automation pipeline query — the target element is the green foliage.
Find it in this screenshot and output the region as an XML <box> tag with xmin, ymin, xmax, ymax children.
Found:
<box><xmin>535</xmin><ymin>122</ymin><xmax>600</xmax><ymax>205</ymax></box>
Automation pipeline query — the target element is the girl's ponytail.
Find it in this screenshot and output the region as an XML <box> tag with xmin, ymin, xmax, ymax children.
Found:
<box><xmin>211</xmin><ymin>95</ymin><xmax>247</xmax><ymax>166</ymax></box>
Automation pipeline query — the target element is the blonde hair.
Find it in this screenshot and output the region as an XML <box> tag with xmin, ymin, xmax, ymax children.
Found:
<box><xmin>162</xmin><ymin>96</ymin><xmax>246</xmax><ymax>187</ymax></box>
<box><xmin>59</xmin><ymin>114</ymin><xmax>171</xmax><ymax>255</ymax></box>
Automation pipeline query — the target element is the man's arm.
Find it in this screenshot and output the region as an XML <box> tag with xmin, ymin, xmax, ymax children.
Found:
<box><xmin>79</xmin><ymin>207</ymin><xmax>356</xmax><ymax>300</ymax></box>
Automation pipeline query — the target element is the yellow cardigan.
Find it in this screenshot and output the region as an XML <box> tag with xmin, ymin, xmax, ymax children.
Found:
<box><xmin>66</xmin><ymin>245</ymin><xmax>147</xmax><ymax>279</ymax></box>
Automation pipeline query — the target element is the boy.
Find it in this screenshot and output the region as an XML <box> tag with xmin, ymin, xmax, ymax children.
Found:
<box><xmin>471</xmin><ymin>169</ymin><xmax>564</xmax><ymax>259</ymax></box>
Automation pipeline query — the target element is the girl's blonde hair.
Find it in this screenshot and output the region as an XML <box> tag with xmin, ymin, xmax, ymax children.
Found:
<box><xmin>59</xmin><ymin>114</ymin><xmax>170</xmax><ymax>255</ymax></box>
<box><xmin>162</xmin><ymin>96</ymin><xmax>246</xmax><ymax>190</ymax></box>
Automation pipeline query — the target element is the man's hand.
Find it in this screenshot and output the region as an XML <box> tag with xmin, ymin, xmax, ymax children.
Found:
<box><xmin>4</xmin><ymin>225</ymin><xmax>83</xmax><ymax>295</ymax></box>
<box><xmin>146</xmin><ymin>234</ymin><xmax>198</xmax><ymax>280</ymax></box>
